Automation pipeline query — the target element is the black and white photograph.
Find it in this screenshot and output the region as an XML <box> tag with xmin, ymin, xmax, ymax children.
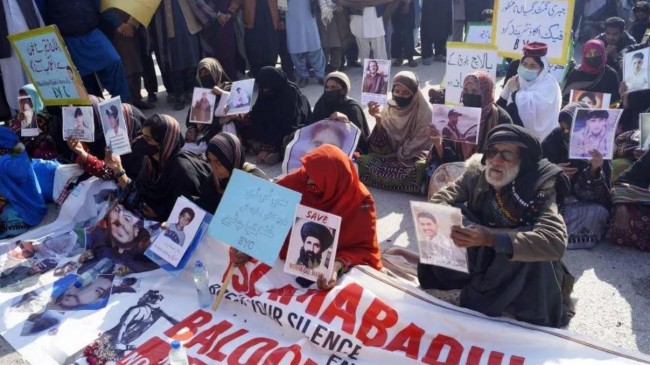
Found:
<box><xmin>569</xmin><ymin>108</ymin><xmax>621</xmax><ymax>160</ymax></box>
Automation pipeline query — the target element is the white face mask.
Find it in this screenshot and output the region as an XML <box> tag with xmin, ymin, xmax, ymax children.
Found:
<box><xmin>517</xmin><ymin>64</ymin><xmax>540</xmax><ymax>82</ymax></box>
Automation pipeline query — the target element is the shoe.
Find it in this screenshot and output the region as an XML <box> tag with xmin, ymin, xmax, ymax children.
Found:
<box><xmin>318</xmin><ymin>78</ymin><xmax>324</xmax><ymax>85</ymax></box>
<box><xmin>264</xmin><ymin>152</ymin><xmax>281</xmax><ymax>165</ymax></box>
<box><xmin>166</xmin><ymin>93</ymin><xmax>174</xmax><ymax>103</ymax></box>
<box><xmin>133</xmin><ymin>100</ymin><xmax>155</xmax><ymax>110</ymax></box>
<box><xmin>348</xmin><ymin>61</ymin><xmax>362</xmax><ymax>68</ymax></box>
<box><xmin>297</xmin><ymin>77</ymin><xmax>308</xmax><ymax>88</ymax></box>
<box><xmin>325</xmin><ymin>64</ymin><xmax>339</xmax><ymax>73</ymax></box>
<box><xmin>434</xmin><ymin>55</ymin><xmax>446</xmax><ymax>62</ymax></box>
<box><xmin>147</xmin><ymin>92</ymin><xmax>158</xmax><ymax>103</ymax></box>
<box><xmin>309</xmin><ymin>68</ymin><xmax>316</xmax><ymax>77</ymax></box>
<box><xmin>407</xmin><ymin>59</ymin><xmax>418</xmax><ymax>67</ymax></box>
<box><xmin>413</xmin><ymin>49</ymin><xmax>421</xmax><ymax>57</ymax></box>
<box><xmin>392</xmin><ymin>58</ymin><xmax>404</xmax><ymax>67</ymax></box>
<box><xmin>422</xmin><ymin>56</ymin><xmax>433</xmax><ymax>65</ymax></box>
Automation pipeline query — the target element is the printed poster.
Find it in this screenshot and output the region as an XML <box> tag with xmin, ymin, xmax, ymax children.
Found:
<box><xmin>8</xmin><ymin>26</ymin><xmax>89</xmax><ymax>105</ymax></box>
<box><xmin>445</xmin><ymin>42</ymin><xmax>498</xmax><ymax>105</ymax></box>
<box><xmin>226</xmin><ymin>79</ymin><xmax>254</xmax><ymax>115</ymax></box>
<box><xmin>284</xmin><ymin>204</ymin><xmax>341</xmax><ymax>283</ymax></box>
<box><xmin>569</xmin><ymin>108</ymin><xmax>621</xmax><ymax>160</ymax></box>
<box><xmin>207</xmin><ymin>169</ymin><xmax>302</xmax><ymax>266</ymax></box>
<box><xmin>17</xmin><ymin>95</ymin><xmax>39</xmax><ymax>137</ymax></box>
<box><xmin>623</xmin><ymin>47</ymin><xmax>650</xmax><ymax>92</ymax></box>
<box><xmin>62</xmin><ymin>106</ymin><xmax>94</xmax><ymax>142</ymax></box>
<box><xmin>282</xmin><ymin>119</ymin><xmax>361</xmax><ymax>175</ymax></box>
<box><xmin>189</xmin><ymin>88</ymin><xmax>216</xmax><ymax>124</ymax></box>
<box><xmin>98</xmin><ymin>96</ymin><xmax>131</xmax><ymax>156</ymax></box>
<box><xmin>147</xmin><ymin>197</ymin><xmax>206</xmax><ymax>267</ymax></box>
<box><xmin>432</xmin><ymin>105</ymin><xmax>482</xmax><ymax>144</ymax></box>
<box><xmin>569</xmin><ymin>90</ymin><xmax>612</xmax><ymax>109</ymax></box>
<box><xmin>410</xmin><ymin>201</ymin><xmax>467</xmax><ymax>273</ymax></box>
<box><xmin>492</xmin><ymin>0</ymin><xmax>574</xmax><ymax>64</ymax></box>
<box><xmin>640</xmin><ymin>113</ymin><xmax>650</xmax><ymax>150</ymax></box>
<box><xmin>361</xmin><ymin>59</ymin><xmax>391</xmax><ymax>106</ymax></box>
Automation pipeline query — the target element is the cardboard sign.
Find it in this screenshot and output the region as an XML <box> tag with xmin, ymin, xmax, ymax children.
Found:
<box><xmin>444</xmin><ymin>42</ymin><xmax>498</xmax><ymax>105</ymax></box>
<box><xmin>410</xmin><ymin>201</ymin><xmax>467</xmax><ymax>273</ymax></box>
<box><xmin>569</xmin><ymin>108</ymin><xmax>621</xmax><ymax>160</ymax></box>
<box><xmin>98</xmin><ymin>96</ymin><xmax>131</xmax><ymax>156</ymax></box>
<box><xmin>432</xmin><ymin>105</ymin><xmax>482</xmax><ymax>144</ymax></box>
<box><xmin>361</xmin><ymin>59</ymin><xmax>391</xmax><ymax>106</ymax></box>
<box><xmin>284</xmin><ymin>204</ymin><xmax>341</xmax><ymax>282</ymax></box>
<box><xmin>100</xmin><ymin>0</ymin><xmax>162</xmax><ymax>27</ymax></box>
<box><xmin>62</xmin><ymin>106</ymin><xmax>94</xmax><ymax>142</ymax></box>
<box><xmin>492</xmin><ymin>0</ymin><xmax>574</xmax><ymax>64</ymax></box>
<box><xmin>623</xmin><ymin>47</ymin><xmax>650</xmax><ymax>92</ymax></box>
<box><xmin>282</xmin><ymin>119</ymin><xmax>361</xmax><ymax>174</ymax></box>
<box><xmin>207</xmin><ymin>170</ymin><xmax>301</xmax><ymax>266</ymax></box>
<box><xmin>147</xmin><ymin>197</ymin><xmax>206</xmax><ymax>268</ymax></box>
<box><xmin>8</xmin><ymin>26</ymin><xmax>89</xmax><ymax>105</ymax></box>
<box><xmin>465</xmin><ymin>22</ymin><xmax>493</xmax><ymax>44</ymax></box>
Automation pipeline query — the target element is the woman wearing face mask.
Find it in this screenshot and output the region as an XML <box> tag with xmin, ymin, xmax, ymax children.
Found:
<box><xmin>197</xmin><ymin>132</ymin><xmax>267</xmax><ymax>213</ymax></box>
<box><xmin>67</xmin><ymin>102</ymin><xmax>147</xmax><ymax>180</ymax></box>
<box><xmin>234</xmin><ymin>66</ymin><xmax>312</xmax><ymax>165</ymax></box>
<box><xmin>562</xmin><ymin>39</ymin><xmax>620</xmax><ymax>106</ymax></box>
<box><xmin>311</xmin><ymin>72</ymin><xmax>370</xmax><ymax>153</ymax></box>
<box><xmin>356</xmin><ymin>71</ymin><xmax>433</xmax><ymax>194</ymax></box>
<box><xmin>497</xmin><ymin>42</ymin><xmax>561</xmax><ymax>143</ymax></box>
<box><xmin>104</xmin><ymin>114</ymin><xmax>211</xmax><ymax>220</ymax></box>
<box><xmin>541</xmin><ymin>102</ymin><xmax>611</xmax><ymax>250</ymax></box>
<box><xmin>184</xmin><ymin>58</ymin><xmax>233</xmax><ymax>148</ymax></box>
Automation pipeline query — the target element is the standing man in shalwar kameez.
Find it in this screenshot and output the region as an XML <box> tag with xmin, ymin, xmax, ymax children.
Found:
<box><xmin>36</xmin><ymin>0</ymin><xmax>130</xmax><ymax>102</ymax></box>
<box><xmin>286</xmin><ymin>0</ymin><xmax>326</xmax><ymax>87</ymax></box>
<box><xmin>418</xmin><ymin>124</ymin><xmax>575</xmax><ymax>328</ymax></box>
<box><xmin>0</xmin><ymin>0</ymin><xmax>43</xmax><ymax>114</ymax></box>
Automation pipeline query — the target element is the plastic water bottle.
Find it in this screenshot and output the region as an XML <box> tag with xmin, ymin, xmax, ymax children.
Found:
<box><xmin>193</xmin><ymin>260</ymin><xmax>212</xmax><ymax>308</ymax></box>
<box><xmin>74</xmin><ymin>258</ymin><xmax>113</xmax><ymax>288</ymax></box>
<box><xmin>168</xmin><ymin>340</ymin><xmax>189</xmax><ymax>365</ymax></box>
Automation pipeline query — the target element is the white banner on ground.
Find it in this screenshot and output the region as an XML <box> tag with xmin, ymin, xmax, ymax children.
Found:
<box><xmin>0</xmin><ymin>190</ymin><xmax>649</xmax><ymax>365</ymax></box>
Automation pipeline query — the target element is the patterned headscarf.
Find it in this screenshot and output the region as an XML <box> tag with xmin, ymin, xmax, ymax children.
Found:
<box><xmin>206</xmin><ymin>132</ymin><xmax>245</xmax><ymax>173</ymax></box>
<box><xmin>143</xmin><ymin>114</ymin><xmax>184</xmax><ymax>183</ymax></box>
<box><xmin>195</xmin><ymin>57</ymin><xmax>229</xmax><ymax>86</ymax></box>
<box><xmin>462</xmin><ymin>71</ymin><xmax>499</xmax><ymax>152</ymax></box>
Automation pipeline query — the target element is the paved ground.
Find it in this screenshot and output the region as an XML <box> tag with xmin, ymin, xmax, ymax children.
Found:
<box><xmin>1</xmin><ymin>57</ymin><xmax>649</xmax><ymax>364</ymax></box>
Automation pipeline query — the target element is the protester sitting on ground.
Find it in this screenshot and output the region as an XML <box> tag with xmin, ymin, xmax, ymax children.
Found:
<box><xmin>235</xmin><ymin>67</ymin><xmax>311</xmax><ymax>165</ymax></box>
<box><xmin>311</xmin><ymin>71</ymin><xmax>370</xmax><ymax>153</ymax></box>
<box><xmin>542</xmin><ymin>103</ymin><xmax>611</xmax><ymax>249</ymax></box>
<box><xmin>629</xmin><ymin>1</ymin><xmax>650</xmax><ymax>44</ymax></box>
<box><xmin>0</xmin><ymin>126</ymin><xmax>48</xmax><ymax>239</ymax></box>
<box><xmin>611</xmin><ymin>149</ymin><xmax>650</xmax><ymax>251</ymax></box>
<box><xmin>617</xmin><ymin>87</ymin><xmax>650</xmax><ymax>134</ymax></box>
<box><xmin>196</xmin><ymin>132</ymin><xmax>267</xmax><ymax>213</ymax></box>
<box><xmin>562</xmin><ymin>39</ymin><xmax>621</xmax><ymax>105</ymax></box>
<box><xmin>104</xmin><ymin>114</ymin><xmax>211</xmax><ymax>220</ymax></box>
<box><xmin>185</xmin><ymin>58</ymin><xmax>233</xmax><ymax>146</ymax></box>
<box><xmin>498</xmin><ymin>42</ymin><xmax>561</xmax><ymax>143</ymax></box>
<box><xmin>419</xmin><ymin>124</ymin><xmax>574</xmax><ymax>328</ymax></box>
<box><xmin>68</xmin><ymin>103</ymin><xmax>147</xmax><ymax>180</ymax></box>
<box><xmin>356</xmin><ymin>71</ymin><xmax>433</xmax><ymax>194</ymax></box>
<box><xmin>595</xmin><ymin>17</ymin><xmax>638</xmax><ymax>75</ymax></box>
<box><xmin>9</xmin><ymin>84</ymin><xmax>57</xmax><ymax>160</ymax></box>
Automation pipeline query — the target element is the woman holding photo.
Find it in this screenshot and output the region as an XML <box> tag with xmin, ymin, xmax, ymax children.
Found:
<box><xmin>562</xmin><ymin>39</ymin><xmax>620</xmax><ymax>106</ymax></box>
<box><xmin>9</xmin><ymin>84</ymin><xmax>57</xmax><ymax>160</ymax></box>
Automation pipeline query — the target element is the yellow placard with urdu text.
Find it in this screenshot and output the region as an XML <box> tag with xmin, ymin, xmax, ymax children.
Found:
<box><xmin>100</xmin><ymin>0</ymin><xmax>162</xmax><ymax>27</ymax></box>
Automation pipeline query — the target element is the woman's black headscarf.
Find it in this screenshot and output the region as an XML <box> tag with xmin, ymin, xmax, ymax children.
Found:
<box><xmin>250</xmin><ymin>67</ymin><xmax>311</xmax><ymax>148</ymax></box>
<box><xmin>618</xmin><ymin>89</ymin><xmax>650</xmax><ymax>133</ymax></box>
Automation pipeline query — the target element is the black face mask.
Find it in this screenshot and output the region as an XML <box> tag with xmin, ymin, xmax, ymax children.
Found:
<box><xmin>584</xmin><ymin>56</ymin><xmax>602</xmax><ymax>69</ymax></box>
<box><xmin>200</xmin><ymin>76</ymin><xmax>215</xmax><ymax>88</ymax></box>
<box><xmin>323</xmin><ymin>89</ymin><xmax>344</xmax><ymax>104</ymax></box>
<box><xmin>392</xmin><ymin>95</ymin><xmax>413</xmax><ymax>108</ymax></box>
<box><xmin>462</xmin><ymin>93</ymin><xmax>482</xmax><ymax>108</ymax></box>
<box><xmin>143</xmin><ymin>143</ymin><xmax>160</xmax><ymax>157</ymax></box>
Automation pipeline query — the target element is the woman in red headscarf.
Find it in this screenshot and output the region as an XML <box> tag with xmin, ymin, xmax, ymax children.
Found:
<box><xmin>279</xmin><ymin>144</ymin><xmax>381</xmax><ymax>289</ymax></box>
<box><xmin>562</xmin><ymin>39</ymin><xmax>620</xmax><ymax>106</ymax></box>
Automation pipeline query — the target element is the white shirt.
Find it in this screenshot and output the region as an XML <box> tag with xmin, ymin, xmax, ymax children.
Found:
<box><xmin>349</xmin><ymin>7</ymin><xmax>384</xmax><ymax>39</ymax></box>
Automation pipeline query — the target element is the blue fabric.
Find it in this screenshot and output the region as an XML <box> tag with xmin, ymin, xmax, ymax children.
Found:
<box><xmin>64</xmin><ymin>28</ymin><xmax>122</xmax><ymax>76</ymax></box>
<box><xmin>0</xmin><ymin>204</ymin><xmax>30</xmax><ymax>239</ymax></box>
<box><xmin>0</xmin><ymin>127</ymin><xmax>47</xmax><ymax>226</ymax></box>
<box><xmin>21</xmin><ymin>84</ymin><xmax>44</xmax><ymax>113</ymax></box>
<box><xmin>31</xmin><ymin>159</ymin><xmax>60</xmax><ymax>202</ymax></box>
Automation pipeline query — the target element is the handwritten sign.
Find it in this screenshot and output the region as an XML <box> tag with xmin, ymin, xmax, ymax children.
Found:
<box><xmin>207</xmin><ymin>170</ymin><xmax>302</xmax><ymax>266</ymax></box>
<box><xmin>492</xmin><ymin>0</ymin><xmax>574</xmax><ymax>64</ymax></box>
<box><xmin>444</xmin><ymin>42</ymin><xmax>498</xmax><ymax>105</ymax></box>
<box><xmin>8</xmin><ymin>26</ymin><xmax>89</xmax><ymax>106</ymax></box>
<box><xmin>465</xmin><ymin>22</ymin><xmax>492</xmax><ymax>44</ymax></box>
<box><xmin>284</xmin><ymin>204</ymin><xmax>341</xmax><ymax>282</ymax></box>
<box><xmin>100</xmin><ymin>0</ymin><xmax>162</xmax><ymax>27</ymax></box>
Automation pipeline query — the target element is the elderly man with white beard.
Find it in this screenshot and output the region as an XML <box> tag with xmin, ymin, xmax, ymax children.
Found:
<box><xmin>417</xmin><ymin>124</ymin><xmax>575</xmax><ymax>328</ymax></box>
